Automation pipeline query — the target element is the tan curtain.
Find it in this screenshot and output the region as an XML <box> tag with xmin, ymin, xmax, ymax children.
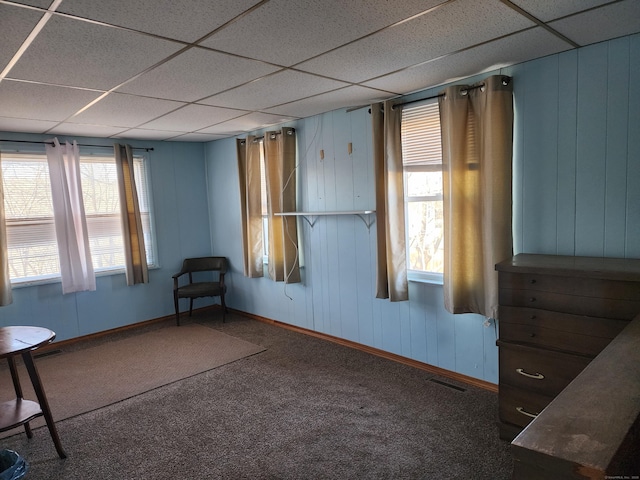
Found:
<box><xmin>0</xmin><ymin>152</ymin><xmax>12</xmax><ymax>306</ymax></box>
<box><xmin>236</xmin><ymin>136</ymin><xmax>264</xmax><ymax>277</ymax></box>
<box><xmin>438</xmin><ymin>75</ymin><xmax>513</xmax><ymax>318</ymax></box>
<box><xmin>114</xmin><ymin>143</ymin><xmax>148</xmax><ymax>286</ymax></box>
<box><xmin>371</xmin><ymin>100</ymin><xmax>408</xmax><ymax>301</ymax></box>
<box><xmin>264</xmin><ymin>127</ymin><xmax>301</xmax><ymax>284</ymax></box>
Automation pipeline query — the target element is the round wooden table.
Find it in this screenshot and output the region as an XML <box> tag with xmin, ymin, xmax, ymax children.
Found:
<box><xmin>0</xmin><ymin>326</ymin><xmax>66</xmax><ymax>458</ymax></box>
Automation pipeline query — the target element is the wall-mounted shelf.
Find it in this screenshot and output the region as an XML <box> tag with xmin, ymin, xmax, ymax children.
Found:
<box><xmin>276</xmin><ymin>210</ymin><xmax>376</xmax><ymax>229</ymax></box>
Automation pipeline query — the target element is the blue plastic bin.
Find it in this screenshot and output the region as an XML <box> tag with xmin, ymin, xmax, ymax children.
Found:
<box><xmin>0</xmin><ymin>450</ymin><xmax>28</xmax><ymax>480</ymax></box>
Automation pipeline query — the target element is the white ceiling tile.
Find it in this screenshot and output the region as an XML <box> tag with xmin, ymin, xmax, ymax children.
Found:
<box><xmin>8</xmin><ymin>15</ymin><xmax>183</xmax><ymax>90</ymax></box>
<box><xmin>263</xmin><ymin>86</ymin><xmax>389</xmax><ymax>119</ymax></box>
<box><xmin>69</xmin><ymin>93</ymin><xmax>185</xmax><ymax>128</ymax></box>
<box><xmin>57</xmin><ymin>0</ymin><xmax>259</xmax><ymax>43</ymax></box>
<box><xmin>509</xmin><ymin>0</ymin><xmax>612</xmax><ymax>22</ymax></box>
<box><xmin>47</xmin><ymin>123</ymin><xmax>128</xmax><ymax>137</ymax></box>
<box><xmin>197</xmin><ymin>112</ymin><xmax>296</xmax><ymax>135</ymax></box>
<box><xmin>1</xmin><ymin>0</ymin><xmax>637</xmax><ymax>141</ymax></box>
<box><xmin>199</xmin><ymin>70</ymin><xmax>349</xmax><ymax>110</ymax></box>
<box><xmin>0</xmin><ymin>116</ymin><xmax>58</xmax><ymax>133</ymax></box>
<box><xmin>0</xmin><ymin>4</ymin><xmax>44</xmax><ymax>72</ymax></box>
<box><xmin>116</xmin><ymin>47</ymin><xmax>280</xmax><ymax>102</ymax></box>
<box><xmin>549</xmin><ymin>0</ymin><xmax>640</xmax><ymax>46</ymax></box>
<box><xmin>296</xmin><ymin>0</ymin><xmax>535</xmax><ymax>84</ymax></box>
<box><xmin>139</xmin><ymin>104</ymin><xmax>245</xmax><ymax>132</ymax></box>
<box><xmin>200</xmin><ymin>0</ymin><xmax>443</xmax><ymax>66</ymax></box>
<box><xmin>363</xmin><ymin>28</ymin><xmax>573</xmax><ymax>95</ymax></box>
<box><xmin>0</xmin><ymin>80</ymin><xmax>103</xmax><ymax>121</ymax></box>
<box><xmin>9</xmin><ymin>0</ymin><xmax>52</xmax><ymax>8</ymax></box>
<box><xmin>115</xmin><ymin>128</ymin><xmax>187</xmax><ymax>141</ymax></box>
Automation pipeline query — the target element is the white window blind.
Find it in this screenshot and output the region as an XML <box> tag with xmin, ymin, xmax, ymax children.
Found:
<box><xmin>2</xmin><ymin>152</ymin><xmax>156</xmax><ymax>284</ymax></box>
<box><xmin>402</xmin><ymin>101</ymin><xmax>442</xmax><ymax>168</ymax></box>
<box><xmin>2</xmin><ymin>154</ymin><xmax>58</xmax><ymax>280</ymax></box>
<box><xmin>401</xmin><ymin>100</ymin><xmax>444</xmax><ymax>276</ymax></box>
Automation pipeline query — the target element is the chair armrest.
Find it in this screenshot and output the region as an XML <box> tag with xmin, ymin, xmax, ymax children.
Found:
<box><xmin>172</xmin><ymin>271</ymin><xmax>187</xmax><ymax>290</ymax></box>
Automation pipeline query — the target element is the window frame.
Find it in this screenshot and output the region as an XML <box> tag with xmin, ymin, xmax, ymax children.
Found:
<box><xmin>1</xmin><ymin>148</ymin><xmax>158</xmax><ymax>287</ymax></box>
<box><xmin>401</xmin><ymin>99</ymin><xmax>444</xmax><ymax>285</ymax></box>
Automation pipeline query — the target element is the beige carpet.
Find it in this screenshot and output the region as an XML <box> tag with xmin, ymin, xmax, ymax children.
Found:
<box><xmin>0</xmin><ymin>323</ymin><xmax>265</xmax><ymax>435</ymax></box>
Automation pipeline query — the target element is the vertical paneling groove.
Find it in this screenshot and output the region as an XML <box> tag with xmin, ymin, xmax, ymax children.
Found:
<box><xmin>604</xmin><ymin>37</ymin><xmax>630</xmax><ymax>257</ymax></box>
<box><xmin>350</xmin><ymin>110</ymin><xmax>375</xmax><ymax>347</ymax></box>
<box><xmin>556</xmin><ymin>50</ymin><xmax>578</xmax><ymax>255</ymax></box>
<box><xmin>520</xmin><ymin>56</ymin><xmax>560</xmax><ymax>254</ymax></box>
<box><xmin>626</xmin><ymin>34</ymin><xmax>640</xmax><ymax>257</ymax></box>
<box><xmin>334</xmin><ymin>109</ymin><xmax>358</xmax><ymax>341</ymax></box>
<box><xmin>575</xmin><ymin>43</ymin><xmax>608</xmax><ymax>256</ymax></box>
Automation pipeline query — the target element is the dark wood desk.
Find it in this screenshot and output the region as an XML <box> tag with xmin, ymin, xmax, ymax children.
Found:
<box><xmin>0</xmin><ymin>326</ymin><xmax>66</xmax><ymax>458</ymax></box>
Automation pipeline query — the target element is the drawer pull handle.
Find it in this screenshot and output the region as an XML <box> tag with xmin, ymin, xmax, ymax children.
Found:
<box><xmin>529</xmin><ymin>297</ymin><xmax>536</xmax><ymax>303</ymax></box>
<box><xmin>530</xmin><ymin>279</ymin><xmax>536</xmax><ymax>284</ymax></box>
<box><xmin>516</xmin><ymin>407</ymin><xmax>539</xmax><ymax>419</ymax></box>
<box><xmin>516</xmin><ymin>368</ymin><xmax>544</xmax><ymax>380</ymax></box>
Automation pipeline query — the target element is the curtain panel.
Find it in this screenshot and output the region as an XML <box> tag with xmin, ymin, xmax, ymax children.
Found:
<box><xmin>371</xmin><ymin>101</ymin><xmax>408</xmax><ymax>301</ymax></box>
<box><xmin>236</xmin><ymin>136</ymin><xmax>264</xmax><ymax>278</ymax></box>
<box><xmin>264</xmin><ymin>127</ymin><xmax>301</xmax><ymax>284</ymax></box>
<box><xmin>114</xmin><ymin>143</ymin><xmax>148</xmax><ymax>286</ymax></box>
<box><xmin>46</xmin><ymin>139</ymin><xmax>96</xmax><ymax>294</ymax></box>
<box><xmin>0</xmin><ymin>152</ymin><xmax>12</xmax><ymax>305</ymax></box>
<box><xmin>438</xmin><ymin>75</ymin><xmax>513</xmax><ymax>318</ymax></box>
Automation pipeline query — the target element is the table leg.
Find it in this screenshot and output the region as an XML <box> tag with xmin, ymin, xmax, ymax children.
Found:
<box><xmin>21</xmin><ymin>352</ymin><xmax>67</xmax><ymax>459</ymax></box>
<box><xmin>6</xmin><ymin>356</ymin><xmax>33</xmax><ymax>439</ymax></box>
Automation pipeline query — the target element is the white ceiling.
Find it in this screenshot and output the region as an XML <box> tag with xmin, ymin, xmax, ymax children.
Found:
<box><xmin>0</xmin><ymin>0</ymin><xmax>639</xmax><ymax>142</ymax></box>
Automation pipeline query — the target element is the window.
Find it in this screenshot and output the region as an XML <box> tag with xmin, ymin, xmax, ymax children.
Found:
<box><xmin>2</xmin><ymin>151</ymin><xmax>156</xmax><ymax>284</ymax></box>
<box><xmin>259</xmin><ymin>139</ymin><xmax>269</xmax><ymax>262</ymax></box>
<box><xmin>401</xmin><ymin>100</ymin><xmax>444</xmax><ymax>281</ymax></box>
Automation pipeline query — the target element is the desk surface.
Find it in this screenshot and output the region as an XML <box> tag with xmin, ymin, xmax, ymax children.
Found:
<box><xmin>0</xmin><ymin>326</ymin><xmax>55</xmax><ymax>358</ymax></box>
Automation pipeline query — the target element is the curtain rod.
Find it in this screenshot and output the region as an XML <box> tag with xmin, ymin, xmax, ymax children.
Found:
<box><xmin>391</xmin><ymin>75</ymin><xmax>511</xmax><ymax>111</ymax></box>
<box><xmin>239</xmin><ymin>128</ymin><xmax>296</xmax><ymax>145</ymax></box>
<box><xmin>0</xmin><ymin>139</ymin><xmax>154</xmax><ymax>151</ymax></box>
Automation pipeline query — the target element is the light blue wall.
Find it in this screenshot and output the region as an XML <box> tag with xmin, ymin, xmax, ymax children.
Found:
<box><xmin>0</xmin><ymin>131</ymin><xmax>212</xmax><ymax>340</ymax></box>
<box><xmin>206</xmin><ymin>33</ymin><xmax>639</xmax><ymax>385</ymax></box>
<box><xmin>506</xmin><ymin>34</ymin><xmax>640</xmax><ymax>258</ymax></box>
<box><xmin>206</xmin><ymin>107</ymin><xmax>497</xmax><ymax>383</ymax></box>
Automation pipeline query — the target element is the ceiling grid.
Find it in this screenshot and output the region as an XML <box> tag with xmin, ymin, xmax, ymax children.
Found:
<box><xmin>0</xmin><ymin>0</ymin><xmax>638</xmax><ymax>141</ymax></box>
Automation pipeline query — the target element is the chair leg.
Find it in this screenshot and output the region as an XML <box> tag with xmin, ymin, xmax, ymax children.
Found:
<box><xmin>174</xmin><ymin>294</ymin><xmax>180</xmax><ymax>326</ymax></box>
<box><xmin>221</xmin><ymin>294</ymin><xmax>227</xmax><ymax>323</ymax></box>
<box><xmin>189</xmin><ymin>298</ymin><xmax>194</xmax><ymax>317</ymax></box>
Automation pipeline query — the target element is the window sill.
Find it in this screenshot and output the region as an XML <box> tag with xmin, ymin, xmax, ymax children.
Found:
<box><xmin>408</xmin><ymin>270</ymin><xmax>443</xmax><ymax>285</ymax></box>
<box><xmin>10</xmin><ymin>264</ymin><xmax>160</xmax><ymax>289</ymax></box>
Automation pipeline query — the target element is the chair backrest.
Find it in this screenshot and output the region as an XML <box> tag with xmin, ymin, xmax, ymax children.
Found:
<box><xmin>181</xmin><ymin>257</ymin><xmax>228</xmax><ymax>274</ymax></box>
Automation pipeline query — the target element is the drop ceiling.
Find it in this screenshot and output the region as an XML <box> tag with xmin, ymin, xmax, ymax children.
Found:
<box><xmin>0</xmin><ymin>0</ymin><xmax>638</xmax><ymax>142</ymax></box>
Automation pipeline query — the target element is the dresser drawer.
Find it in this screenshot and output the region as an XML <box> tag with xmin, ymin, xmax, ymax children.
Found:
<box><xmin>499</xmin><ymin>306</ymin><xmax>626</xmax><ymax>355</ymax></box>
<box><xmin>499</xmin><ymin>383</ymin><xmax>552</xmax><ymax>429</ymax></box>
<box><xmin>498</xmin><ymin>288</ymin><xmax>640</xmax><ymax>319</ymax></box>
<box><xmin>499</xmin><ymin>272</ymin><xmax>640</xmax><ymax>300</ymax></box>
<box><xmin>499</xmin><ymin>306</ymin><xmax>628</xmax><ymax>338</ymax></box>
<box><xmin>498</xmin><ymin>342</ymin><xmax>591</xmax><ymax>396</ymax></box>
<box><xmin>499</xmin><ymin>321</ymin><xmax>614</xmax><ymax>356</ymax></box>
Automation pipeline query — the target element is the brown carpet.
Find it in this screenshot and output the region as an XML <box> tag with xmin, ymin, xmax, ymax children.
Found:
<box><xmin>0</xmin><ymin>323</ymin><xmax>265</xmax><ymax>434</ymax></box>
<box><xmin>0</xmin><ymin>313</ymin><xmax>513</xmax><ymax>479</ymax></box>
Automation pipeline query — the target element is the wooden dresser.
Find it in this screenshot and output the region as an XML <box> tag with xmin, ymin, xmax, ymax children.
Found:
<box><xmin>495</xmin><ymin>253</ymin><xmax>640</xmax><ymax>441</ymax></box>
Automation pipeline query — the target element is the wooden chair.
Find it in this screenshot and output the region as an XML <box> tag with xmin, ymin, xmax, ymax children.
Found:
<box><xmin>172</xmin><ymin>257</ymin><xmax>228</xmax><ymax>326</ymax></box>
